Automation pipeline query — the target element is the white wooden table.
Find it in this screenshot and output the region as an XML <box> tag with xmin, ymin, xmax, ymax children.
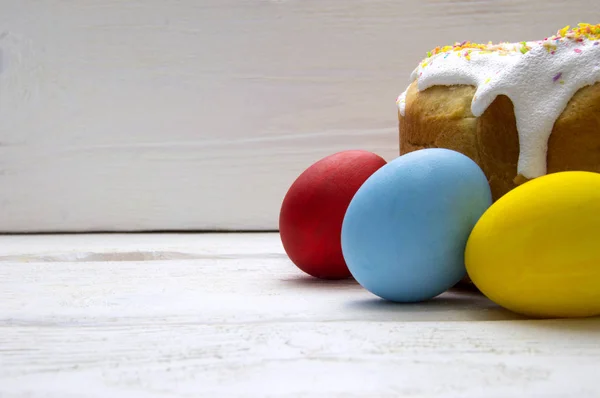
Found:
<box><xmin>1</xmin><ymin>233</ymin><xmax>599</xmax><ymax>397</ymax></box>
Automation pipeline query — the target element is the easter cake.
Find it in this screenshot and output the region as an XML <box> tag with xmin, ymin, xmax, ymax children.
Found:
<box><xmin>397</xmin><ymin>23</ymin><xmax>600</xmax><ymax>201</ymax></box>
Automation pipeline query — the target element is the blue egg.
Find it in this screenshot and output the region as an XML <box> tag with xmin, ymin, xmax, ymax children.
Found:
<box><xmin>341</xmin><ymin>148</ymin><xmax>492</xmax><ymax>302</ymax></box>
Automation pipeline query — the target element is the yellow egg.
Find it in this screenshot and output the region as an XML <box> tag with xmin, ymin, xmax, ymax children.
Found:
<box><xmin>465</xmin><ymin>171</ymin><xmax>600</xmax><ymax>318</ymax></box>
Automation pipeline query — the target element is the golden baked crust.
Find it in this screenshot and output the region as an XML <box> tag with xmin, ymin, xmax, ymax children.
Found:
<box><xmin>399</xmin><ymin>81</ymin><xmax>600</xmax><ymax>202</ymax></box>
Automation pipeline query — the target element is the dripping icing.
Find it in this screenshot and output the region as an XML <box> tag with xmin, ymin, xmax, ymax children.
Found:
<box><xmin>397</xmin><ymin>23</ymin><xmax>600</xmax><ymax>179</ymax></box>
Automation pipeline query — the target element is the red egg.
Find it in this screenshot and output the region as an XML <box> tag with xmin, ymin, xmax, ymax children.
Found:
<box><xmin>279</xmin><ymin>150</ymin><xmax>387</xmax><ymax>279</ymax></box>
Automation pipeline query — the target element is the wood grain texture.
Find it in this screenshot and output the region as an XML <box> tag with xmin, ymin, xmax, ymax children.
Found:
<box><xmin>1</xmin><ymin>1</ymin><xmax>599</xmax><ymax>231</ymax></box>
<box><xmin>1</xmin><ymin>233</ymin><xmax>599</xmax><ymax>397</ymax></box>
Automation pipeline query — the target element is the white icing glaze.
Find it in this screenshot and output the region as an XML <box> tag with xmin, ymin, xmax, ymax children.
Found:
<box><xmin>396</xmin><ymin>91</ymin><xmax>407</xmax><ymax>116</ymax></box>
<box><xmin>398</xmin><ymin>27</ymin><xmax>600</xmax><ymax>179</ymax></box>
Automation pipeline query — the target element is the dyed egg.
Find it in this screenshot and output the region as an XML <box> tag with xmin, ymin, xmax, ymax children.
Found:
<box><xmin>466</xmin><ymin>171</ymin><xmax>600</xmax><ymax>318</ymax></box>
<box><xmin>279</xmin><ymin>150</ymin><xmax>387</xmax><ymax>279</ymax></box>
<box><xmin>341</xmin><ymin>148</ymin><xmax>492</xmax><ymax>302</ymax></box>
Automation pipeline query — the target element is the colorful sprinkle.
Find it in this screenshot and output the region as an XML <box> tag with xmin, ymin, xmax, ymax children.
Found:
<box><xmin>543</xmin><ymin>42</ymin><xmax>557</xmax><ymax>53</ymax></box>
<box><xmin>559</xmin><ymin>26</ymin><xmax>570</xmax><ymax>37</ymax></box>
<box><xmin>484</xmin><ymin>77</ymin><xmax>491</xmax><ymax>84</ymax></box>
<box><xmin>553</xmin><ymin>72</ymin><xmax>562</xmax><ymax>82</ymax></box>
<box><xmin>417</xmin><ymin>23</ymin><xmax>600</xmax><ymax>65</ymax></box>
<box><xmin>519</xmin><ymin>41</ymin><xmax>530</xmax><ymax>54</ymax></box>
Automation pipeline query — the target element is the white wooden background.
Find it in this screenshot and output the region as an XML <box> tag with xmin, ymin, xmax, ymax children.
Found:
<box><xmin>2</xmin><ymin>233</ymin><xmax>599</xmax><ymax>397</ymax></box>
<box><xmin>1</xmin><ymin>1</ymin><xmax>599</xmax><ymax>232</ymax></box>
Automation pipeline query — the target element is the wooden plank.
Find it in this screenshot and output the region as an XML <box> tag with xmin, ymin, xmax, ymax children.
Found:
<box><xmin>0</xmin><ymin>233</ymin><xmax>599</xmax><ymax>397</ymax></box>
<box><xmin>1</xmin><ymin>1</ymin><xmax>599</xmax><ymax>231</ymax></box>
